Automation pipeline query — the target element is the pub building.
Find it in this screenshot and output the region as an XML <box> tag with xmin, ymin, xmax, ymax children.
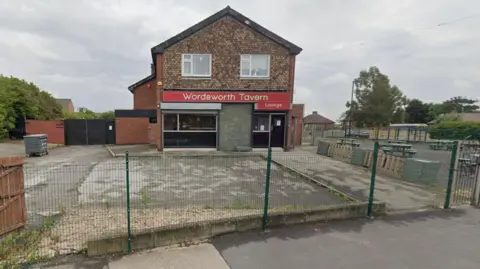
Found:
<box><xmin>124</xmin><ymin>6</ymin><xmax>304</xmax><ymax>151</ymax></box>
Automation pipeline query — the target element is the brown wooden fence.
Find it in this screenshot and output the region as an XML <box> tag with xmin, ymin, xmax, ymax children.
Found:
<box><xmin>0</xmin><ymin>157</ymin><xmax>26</xmax><ymax>236</ymax></box>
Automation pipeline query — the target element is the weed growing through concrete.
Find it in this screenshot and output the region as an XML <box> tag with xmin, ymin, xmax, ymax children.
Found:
<box><xmin>140</xmin><ymin>186</ymin><xmax>151</xmax><ymax>207</ymax></box>
<box><xmin>0</xmin><ymin>215</ymin><xmax>57</xmax><ymax>268</ymax></box>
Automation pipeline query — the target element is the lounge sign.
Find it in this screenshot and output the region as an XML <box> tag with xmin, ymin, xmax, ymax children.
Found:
<box><xmin>162</xmin><ymin>91</ymin><xmax>290</xmax><ymax>103</ymax></box>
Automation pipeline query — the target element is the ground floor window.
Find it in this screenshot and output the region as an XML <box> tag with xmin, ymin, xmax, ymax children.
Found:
<box><xmin>163</xmin><ymin>113</ymin><xmax>217</xmax><ymax>148</ymax></box>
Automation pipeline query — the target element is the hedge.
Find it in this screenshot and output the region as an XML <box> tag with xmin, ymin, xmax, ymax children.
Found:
<box><xmin>429</xmin><ymin>121</ymin><xmax>480</xmax><ymax>140</ymax></box>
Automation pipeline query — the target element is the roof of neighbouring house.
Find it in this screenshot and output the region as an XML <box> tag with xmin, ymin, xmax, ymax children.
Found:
<box><xmin>56</xmin><ymin>98</ymin><xmax>72</xmax><ymax>109</ymax></box>
<box><xmin>458</xmin><ymin>112</ymin><xmax>480</xmax><ymax>122</ymax></box>
<box><xmin>151</xmin><ymin>6</ymin><xmax>302</xmax><ymax>58</ymax></box>
<box><xmin>303</xmin><ymin>111</ymin><xmax>335</xmax><ymax>124</ymax></box>
<box><xmin>428</xmin><ymin>112</ymin><xmax>480</xmax><ymax>124</ymax></box>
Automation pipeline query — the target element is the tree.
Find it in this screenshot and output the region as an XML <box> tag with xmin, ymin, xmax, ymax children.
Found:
<box><xmin>405</xmin><ymin>99</ymin><xmax>432</xmax><ymax>123</ymax></box>
<box><xmin>345</xmin><ymin>66</ymin><xmax>405</xmax><ymax>127</ymax></box>
<box><xmin>62</xmin><ymin>108</ymin><xmax>115</xmax><ymax>120</ymax></box>
<box><xmin>442</xmin><ymin>96</ymin><xmax>479</xmax><ymax>113</ymax></box>
<box><xmin>97</xmin><ymin>111</ymin><xmax>114</xmax><ymax>120</ymax></box>
<box><xmin>0</xmin><ymin>75</ymin><xmax>63</xmax><ymax>137</ymax></box>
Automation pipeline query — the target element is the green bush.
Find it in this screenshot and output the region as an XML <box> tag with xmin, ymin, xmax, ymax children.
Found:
<box><xmin>429</xmin><ymin>121</ymin><xmax>480</xmax><ymax>140</ymax></box>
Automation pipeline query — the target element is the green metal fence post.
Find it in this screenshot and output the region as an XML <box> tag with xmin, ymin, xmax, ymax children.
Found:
<box><xmin>444</xmin><ymin>141</ymin><xmax>458</xmax><ymax>209</ymax></box>
<box><xmin>125</xmin><ymin>151</ymin><xmax>132</xmax><ymax>252</ymax></box>
<box><xmin>262</xmin><ymin>147</ymin><xmax>272</xmax><ymax>231</ymax></box>
<box><xmin>367</xmin><ymin>142</ymin><xmax>380</xmax><ymax>217</ymax></box>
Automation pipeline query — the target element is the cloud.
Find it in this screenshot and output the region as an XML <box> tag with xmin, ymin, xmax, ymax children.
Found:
<box><xmin>0</xmin><ymin>0</ymin><xmax>478</xmax><ymax>119</ymax></box>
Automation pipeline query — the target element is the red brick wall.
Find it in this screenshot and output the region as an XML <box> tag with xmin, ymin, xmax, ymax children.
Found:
<box><xmin>148</xmin><ymin>123</ymin><xmax>159</xmax><ymax>145</ymax></box>
<box><xmin>287</xmin><ymin>104</ymin><xmax>304</xmax><ymax>149</ymax></box>
<box><xmin>115</xmin><ymin>118</ymin><xmax>149</xmax><ymax>144</ymax></box>
<box><xmin>25</xmin><ymin>120</ymin><xmax>65</xmax><ymax>144</ymax></box>
<box><xmin>133</xmin><ymin>78</ymin><xmax>156</xmax><ymax>109</ymax></box>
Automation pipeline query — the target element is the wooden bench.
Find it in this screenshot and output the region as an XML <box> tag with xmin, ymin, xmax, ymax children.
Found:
<box><xmin>382</xmin><ymin>146</ymin><xmax>393</xmax><ymax>154</ymax></box>
<box><xmin>405</xmin><ymin>149</ymin><xmax>417</xmax><ymax>157</ymax></box>
<box><xmin>429</xmin><ymin>144</ymin><xmax>444</xmax><ymax>150</ymax></box>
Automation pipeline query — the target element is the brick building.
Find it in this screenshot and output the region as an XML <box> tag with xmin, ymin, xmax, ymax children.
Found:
<box><xmin>122</xmin><ymin>6</ymin><xmax>304</xmax><ymax>151</ymax></box>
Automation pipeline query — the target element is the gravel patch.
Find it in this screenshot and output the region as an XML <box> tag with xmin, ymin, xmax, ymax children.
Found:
<box><xmin>39</xmin><ymin>207</ymin><xmax>262</xmax><ymax>256</ymax></box>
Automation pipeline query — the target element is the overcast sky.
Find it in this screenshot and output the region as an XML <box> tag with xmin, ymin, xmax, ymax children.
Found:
<box><xmin>0</xmin><ymin>0</ymin><xmax>479</xmax><ymax>120</ymax></box>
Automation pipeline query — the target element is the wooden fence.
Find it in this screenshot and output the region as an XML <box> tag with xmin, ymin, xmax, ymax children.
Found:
<box><xmin>364</xmin><ymin>151</ymin><xmax>404</xmax><ymax>178</ymax></box>
<box><xmin>0</xmin><ymin>157</ymin><xmax>26</xmax><ymax>236</ymax></box>
<box><xmin>327</xmin><ymin>144</ymin><xmax>353</xmax><ymax>163</ymax></box>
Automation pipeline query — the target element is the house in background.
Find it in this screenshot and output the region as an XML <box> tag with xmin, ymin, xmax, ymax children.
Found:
<box><xmin>303</xmin><ymin>111</ymin><xmax>335</xmax><ymax>131</ymax></box>
<box><xmin>56</xmin><ymin>98</ymin><xmax>74</xmax><ymax>113</ymax></box>
<box><xmin>428</xmin><ymin>111</ymin><xmax>480</xmax><ymax>125</ymax></box>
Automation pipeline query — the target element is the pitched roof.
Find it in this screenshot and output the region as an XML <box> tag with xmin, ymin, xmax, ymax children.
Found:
<box><xmin>128</xmin><ymin>74</ymin><xmax>155</xmax><ymax>93</ymax></box>
<box><xmin>459</xmin><ymin>112</ymin><xmax>480</xmax><ymax>122</ymax></box>
<box><xmin>303</xmin><ymin>111</ymin><xmax>335</xmax><ymax>124</ymax></box>
<box><xmin>428</xmin><ymin>112</ymin><xmax>480</xmax><ymax>124</ymax></box>
<box><xmin>150</xmin><ymin>6</ymin><xmax>302</xmax><ymax>59</ymax></box>
<box><xmin>56</xmin><ymin>98</ymin><xmax>72</xmax><ymax>109</ymax></box>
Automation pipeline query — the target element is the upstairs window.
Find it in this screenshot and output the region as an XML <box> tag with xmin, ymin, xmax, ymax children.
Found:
<box><xmin>240</xmin><ymin>54</ymin><xmax>270</xmax><ymax>78</ymax></box>
<box><xmin>182</xmin><ymin>54</ymin><xmax>211</xmax><ymax>77</ymax></box>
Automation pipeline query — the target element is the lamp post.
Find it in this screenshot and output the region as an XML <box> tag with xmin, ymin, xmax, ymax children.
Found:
<box><xmin>348</xmin><ymin>79</ymin><xmax>355</xmax><ymax>137</ymax></box>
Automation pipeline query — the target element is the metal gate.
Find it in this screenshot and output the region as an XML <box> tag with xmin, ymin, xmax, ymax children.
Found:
<box><xmin>64</xmin><ymin>119</ymin><xmax>115</xmax><ymax>145</ymax></box>
<box><xmin>451</xmin><ymin>141</ymin><xmax>480</xmax><ymax>205</ymax></box>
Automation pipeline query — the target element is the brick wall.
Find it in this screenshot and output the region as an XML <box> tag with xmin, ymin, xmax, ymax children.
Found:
<box><xmin>133</xmin><ymin>78</ymin><xmax>157</xmax><ymax>109</ymax></box>
<box><xmin>25</xmin><ymin>120</ymin><xmax>65</xmax><ymax>144</ymax></box>
<box><xmin>286</xmin><ymin>104</ymin><xmax>304</xmax><ymax>149</ymax></box>
<box><xmin>115</xmin><ymin>118</ymin><xmax>149</xmax><ymax>144</ymax></box>
<box><xmin>148</xmin><ymin>123</ymin><xmax>159</xmax><ymax>145</ymax></box>
<box><xmin>68</xmin><ymin>102</ymin><xmax>75</xmax><ymax>113</ymax></box>
<box><xmin>163</xmin><ymin>17</ymin><xmax>292</xmax><ymax>90</ymax></box>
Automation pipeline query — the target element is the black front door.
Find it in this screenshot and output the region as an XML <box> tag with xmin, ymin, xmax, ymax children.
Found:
<box><xmin>270</xmin><ymin>115</ymin><xmax>285</xmax><ymax>147</ymax></box>
<box><xmin>106</xmin><ymin>121</ymin><xmax>116</xmax><ymax>144</ymax></box>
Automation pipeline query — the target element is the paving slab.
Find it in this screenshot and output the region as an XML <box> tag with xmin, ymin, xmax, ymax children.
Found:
<box><xmin>109</xmin><ymin>244</ymin><xmax>230</xmax><ymax>269</ymax></box>
<box><xmin>270</xmin><ymin>149</ymin><xmax>442</xmax><ymax>210</ymax></box>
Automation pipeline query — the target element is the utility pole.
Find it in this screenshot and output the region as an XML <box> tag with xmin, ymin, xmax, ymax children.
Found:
<box><xmin>348</xmin><ymin>79</ymin><xmax>355</xmax><ymax>137</ymax></box>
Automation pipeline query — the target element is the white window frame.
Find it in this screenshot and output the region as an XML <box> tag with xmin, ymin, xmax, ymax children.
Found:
<box><xmin>181</xmin><ymin>54</ymin><xmax>212</xmax><ymax>77</ymax></box>
<box><xmin>240</xmin><ymin>54</ymin><xmax>270</xmax><ymax>78</ymax></box>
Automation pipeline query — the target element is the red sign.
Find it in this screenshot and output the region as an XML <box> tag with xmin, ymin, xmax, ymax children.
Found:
<box><xmin>162</xmin><ymin>91</ymin><xmax>290</xmax><ymax>103</ymax></box>
<box><xmin>255</xmin><ymin>102</ymin><xmax>291</xmax><ymax>110</ymax></box>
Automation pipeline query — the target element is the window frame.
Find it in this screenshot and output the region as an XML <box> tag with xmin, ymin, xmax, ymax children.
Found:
<box><xmin>252</xmin><ymin>114</ymin><xmax>271</xmax><ymax>132</ymax></box>
<box><xmin>240</xmin><ymin>54</ymin><xmax>271</xmax><ymax>78</ymax></box>
<box><xmin>181</xmin><ymin>53</ymin><xmax>212</xmax><ymax>77</ymax></box>
<box><xmin>162</xmin><ymin>113</ymin><xmax>217</xmax><ymax>133</ymax></box>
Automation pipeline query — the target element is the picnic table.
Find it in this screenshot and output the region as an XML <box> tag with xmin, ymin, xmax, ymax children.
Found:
<box><xmin>381</xmin><ymin>143</ymin><xmax>416</xmax><ymax>157</ymax></box>
<box><xmin>337</xmin><ymin>138</ymin><xmax>360</xmax><ymax>147</ymax></box>
<box><xmin>387</xmin><ymin>140</ymin><xmax>408</xmax><ymax>144</ymax></box>
<box><xmin>459</xmin><ymin>157</ymin><xmax>478</xmax><ymax>174</ymax></box>
<box><xmin>428</xmin><ymin>140</ymin><xmax>454</xmax><ymax>151</ymax></box>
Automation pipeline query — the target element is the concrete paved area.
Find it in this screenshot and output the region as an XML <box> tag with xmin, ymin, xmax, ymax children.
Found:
<box><xmin>34</xmin><ymin>244</ymin><xmax>229</xmax><ymax>269</ymax></box>
<box><xmin>77</xmin><ymin>155</ymin><xmax>344</xmax><ymax>208</ymax></box>
<box><xmin>20</xmin><ymin>146</ymin><xmax>347</xmax><ymax>256</ymax></box>
<box><xmin>213</xmin><ymin>207</ymin><xmax>480</xmax><ymax>269</ymax></box>
<box><xmin>109</xmin><ymin>244</ymin><xmax>229</xmax><ymax>269</ymax></box>
<box><xmin>271</xmin><ymin>149</ymin><xmax>442</xmax><ymax>210</ymax></box>
<box><xmin>320</xmin><ymin>138</ymin><xmax>452</xmax><ymax>186</ymax></box>
<box><xmin>37</xmin><ymin>207</ymin><xmax>480</xmax><ymax>269</ymax></box>
<box><xmin>24</xmin><ymin>146</ymin><xmax>111</xmax><ymax>227</ymax></box>
<box><xmin>0</xmin><ymin>140</ymin><xmax>25</xmax><ymax>157</ymax></box>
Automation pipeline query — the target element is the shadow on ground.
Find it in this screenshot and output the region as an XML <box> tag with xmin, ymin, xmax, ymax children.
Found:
<box><xmin>212</xmin><ymin>208</ymin><xmax>468</xmax><ymax>250</ymax></box>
